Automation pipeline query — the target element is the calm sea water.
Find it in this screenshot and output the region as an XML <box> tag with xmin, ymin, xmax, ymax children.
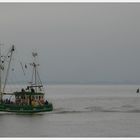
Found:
<box><xmin>1</xmin><ymin>84</ymin><xmax>140</xmax><ymax>137</ymax></box>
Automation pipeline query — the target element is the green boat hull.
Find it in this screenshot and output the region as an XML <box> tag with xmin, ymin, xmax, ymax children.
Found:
<box><xmin>0</xmin><ymin>103</ymin><xmax>53</xmax><ymax>113</ymax></box>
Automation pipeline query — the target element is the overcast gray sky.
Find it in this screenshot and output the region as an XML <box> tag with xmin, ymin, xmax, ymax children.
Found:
<box><xmin>0</xmin><ymin>3</ymin><xmax>140</xmax><ymax>84</ymax></box>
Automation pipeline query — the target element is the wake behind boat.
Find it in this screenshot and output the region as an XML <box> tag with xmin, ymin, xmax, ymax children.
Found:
<box><xmin>0</xmin><ymin>45</ymin><xmax>53</xmax><ymax>113</ymax></box>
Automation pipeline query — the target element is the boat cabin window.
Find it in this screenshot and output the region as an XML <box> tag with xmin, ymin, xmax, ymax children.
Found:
<box><xmin>31</xmin><ymin>88</ymin><xmax>35</xmax><ymax>93</ymax></box>
<box><xmin>39</xmin><ymin>96</ymin><xmax>43</xmax><ymax>99</ymax></box>
<box><xmin>31</xmin><ymin>95</ymin><xmax>43</xmax><ymax>100</ymax></box>
<box><xmin>16</xmin><ymin>96</ymin><xmax>19</xmax><ymax>99</ymax></box>
<box><xmin>16</xmin><ymin>96</ymin><xmax>21</xmax><ymax>99</ymax></box>
<box><xmin>31</xmin><ymin>96</ymin><xmax>35</xmax><ymax>100</ymax></box>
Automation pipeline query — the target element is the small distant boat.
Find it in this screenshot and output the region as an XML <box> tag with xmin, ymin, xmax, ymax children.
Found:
<box><xmin>0</xmin><ymin>45</ymin><xmax>53</xmax><ymax>113</ymax></box>
<box><xmin>136</xmin><ymin>88</ymin><xmax>139</xmax><ymax>93</ymax></box>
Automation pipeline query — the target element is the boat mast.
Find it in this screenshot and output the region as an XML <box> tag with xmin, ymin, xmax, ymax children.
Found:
<box><xmin>0</xmin><ymin>44</ymin><xmax>2</xmax><ymax>101</ymax></box>
<box><xmin>30</xmin><ymin>52</ymin><xmax>43</xmax><ymax>93</ymax></box>
<box><xmin>34</xmin><ymin>55</ymin><xmax>37</xmax><ymax>92</ymax></box>
<box><xmin>0</xmin><ymin>43</ymin><xmax>4</xmax><ymax>102</ymax></box>
<box><xmin>34</xmin><ymin>54</ymin><xmax>37</xmax><ymax>93</ymax></box>
<box><xmin>0</xmin><ymin>45</ymin><xmax>2</xmax><ymax>101</ymax></box>
<box><xmin>3</xmin><ymin>45</ymin><xmax>15</xmax><ymax>93</ymax></box>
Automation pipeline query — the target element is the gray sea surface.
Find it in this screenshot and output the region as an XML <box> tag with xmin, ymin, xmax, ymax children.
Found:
<box><xmin>0</xmin><ymin>84</ymin><xmax>140</xmax><ymax>137</ymax></box>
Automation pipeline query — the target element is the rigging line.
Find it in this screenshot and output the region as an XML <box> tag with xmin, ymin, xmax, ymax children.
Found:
<box><xmin>7</xmin><ymin>47</ymin><xmax>21</xmax><ymax>92</ymax></box>
<box><xmin>37</xmin><ymin>68</ymin><xmax>46</xmax><ymax>93</ymax></box>
<box><xmin>3</xmin><ymin>46</ymin><xmax>13</xmax><ymax>62</ymax></box>
<box><xmin>36</xmin><ymin>68</ymin><xmax>43</xmax><ymax>92</ymax></box>
<box><xmin>36</xmin><ymin>68</ymin><xmax>43</xmax><ymax>86</ymax></box>
<box><xmin>36</xmin><ymin>52</ymin><xmax>44</xmax><ymax>83</ymax></box>
<box><xmin>16</xmin><ymin>48</ymin><xmax>29</xmax><ymax>87</ymax></box>
<box><xmin>20</xmin><ymin>62</ymin><xmax>26</xmax><ymax>76</ymax></box>
<box><xmin>3</xmin><ymin>46</ymin><xmax>14</xmax><ymax>93</ymax></box>
<box><xmin>1</xmin><ymin>47</ymin><xmax>11</xmax><ymax>84</ymax></box>
<box><xmin>0</xmin><ymin>43</ymin><xmax>4</xmax><ymax>102</ymax></box>
<box><xmin>7</xmin><ymin>47</ymin><xmax>19</xmax><ymax>92</ymax></box>
<box><xmin>31</xmin><ymin>65</ymin><xmax>35</xmax><ymax>85</ymax></box>
<box><xmin>16</xmin><ymin>47</ymin><xmax>27</xmax><ymax>77</ymax></box>
<box><xmin>36</xmin><ymin>52</ymin><xmax>47</xmax><ymax>93</ymax></box>
<box><xmin>11</xmin><ymin>66</ymin><xmax>19</xmax><ymax>92</ymax></box>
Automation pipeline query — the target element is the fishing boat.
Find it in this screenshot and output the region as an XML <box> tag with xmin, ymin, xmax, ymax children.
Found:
<box><xmin>0</xmin><ymin>45</ymin><xmax>53</xmax><ymax>113</ymax></box>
